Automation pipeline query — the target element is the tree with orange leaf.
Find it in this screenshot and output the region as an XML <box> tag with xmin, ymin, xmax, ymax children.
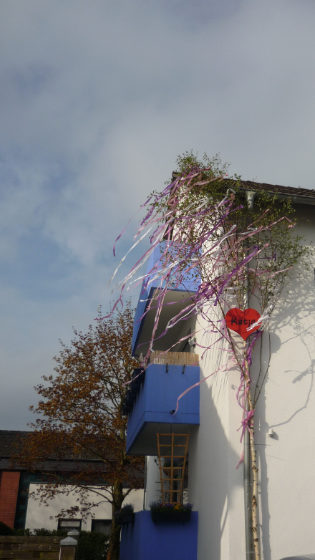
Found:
<box><xmin>17</xmin><ymin>304</ymin><xmax>143</xmax><ymax>560</ymax></box>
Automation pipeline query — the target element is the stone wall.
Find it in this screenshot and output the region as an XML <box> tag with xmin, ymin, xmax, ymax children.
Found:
<box><xmin>0</xmin><ymin>536</ymin><xmax>60</xmax><ymax>560</ymax></box>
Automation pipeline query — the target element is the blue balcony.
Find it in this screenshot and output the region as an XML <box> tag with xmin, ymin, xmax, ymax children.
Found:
<box><xmin>125</xmin><ymin>356</ymin><xmax>200</xmax><ymax>455</ymax></box>
<box><xmin>120</xmin><ymin>510</ymin><xmax>198</xmax><ymax>560</ymax></box>
<box><xmin>132</xmin><ymin>243</ymin><xmax>200</xmax><ymax>356</ymax></box>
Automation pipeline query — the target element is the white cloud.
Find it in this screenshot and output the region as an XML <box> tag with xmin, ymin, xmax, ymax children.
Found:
<box><xmin>0</xmin><ymin>0</ymin><xmax>314</xmax><ymax>427</ymax></box>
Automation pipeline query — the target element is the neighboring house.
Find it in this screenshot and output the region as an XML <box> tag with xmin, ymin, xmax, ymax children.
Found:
<box><xmin>0</xmin><ymin>430</ymin><xmax>144</xmax><ymax>534</ymax></box>
<box><xmin>120</xmin><ymin>181</ymin><xmax>315</xmax><ymax>560</ymax></box>
<box><xmin>25</xmin><ymin>483</ymin><xmax>143</xmax><ymax>535</ymax></box>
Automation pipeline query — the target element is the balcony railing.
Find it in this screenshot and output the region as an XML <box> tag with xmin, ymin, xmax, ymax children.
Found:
<box><xmin>149</xmin><ymin>351</ymin><xmax>199</xmax><ymax>366</ymax></box>
<box><xmin>125</xmin><ymin>354</ymin><xmax>200</xmax><ymax>455</ymax></box>
<box><xmin>120</xmin><ymin>510</ymin><xmax>198</xmax><ymax>560</ymax></box>
<box><xmin>132</xmin><ymin>243</ymin><xmax>200</xmax><ymax>356</ymax></box>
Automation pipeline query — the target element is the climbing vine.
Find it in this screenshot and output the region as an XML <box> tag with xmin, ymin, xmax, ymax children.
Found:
<box><xmin>114</xmin><ymin>153</ymin><xmax>308</xmax><ymax>560</ymax></box>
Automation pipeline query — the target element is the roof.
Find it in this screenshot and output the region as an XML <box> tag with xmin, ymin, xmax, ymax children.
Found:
<box><xmin>239</xmin><ymin>179</ymin><xmax>315</xmax><ymax>206</ymax></box>
<box><xmin>0</xmin><ymin>430</ymin><xmax>98</xmax><ymax>462</ymax></box>
<box><xmin>0</xmin><ymin>430</ymin><xmax>107</xmax><ymax>472</ymax></box>
<box><xmin>172</xmin><ymin>172</ymin><xmax>315</xmax><ymax>205</ymax></box>
<box><xmin>0</xmin><ymin>430</ymin><xmax>30</xmax><ymax>459</ymax></box>
<box><xmin>0</xmin><ymin>431</ymin><xmax>144</xmax><ymax>483</ymax></box>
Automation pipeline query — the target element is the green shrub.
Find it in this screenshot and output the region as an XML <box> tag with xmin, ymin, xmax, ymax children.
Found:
<box><xmin>10</xmin><ymin>528</ymin><xmax>66</xmax><ymax>536</ymax></box>
<box><xmin>30</xmin><ymin>528</ymin><xmax>66</xmax><ymax>536</ymax></box>
<box><xmin>0</xmin><ymin>521</ymin><xmax>13</xmax><ymax>535</ymax></box>
<box><xmin>3</xmin><ymin>526</ymin><xmax>108</xmax><ymax>559</ymax></box>
<box><xmin>77</xmin><ymin>531</ymin><xmax>108</xmax><ymax>560</ymax></box>
<box><xmin>115</xmin><ymin>504</ymin><xmax>134</xmax><ymax>525</ymax></box>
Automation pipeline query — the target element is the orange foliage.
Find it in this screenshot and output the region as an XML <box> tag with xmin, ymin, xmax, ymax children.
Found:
<box><xmin>15</xmin><ymin>304</ymin><xmax>143</xmax><ymax>560</ymax></box>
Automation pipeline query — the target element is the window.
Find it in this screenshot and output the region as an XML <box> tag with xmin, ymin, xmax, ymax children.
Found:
<box><xmin>91</xmin><ymin>519</ymin><xmax>112</xmax><ymax>536</ymax></box>
<box><xmin>58</xmin><ymin>519</ymin><xmax>82</xmax><ymax>532</ymax></box>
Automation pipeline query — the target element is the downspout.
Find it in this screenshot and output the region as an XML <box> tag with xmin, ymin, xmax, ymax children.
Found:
<box><xmin>244</xmin><ymin>388</ymin><xmax>252</xmax><ymax>560</ymax></box>
<box><xmin>244</xmin><ymin>190</ymin><xmax>256</xmax><ymax>559</ymax></box>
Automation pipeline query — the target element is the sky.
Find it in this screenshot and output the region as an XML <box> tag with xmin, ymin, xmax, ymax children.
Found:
<box><xmin>1</xmin><ymin>0</ymin><xmax>315</xmax><ymax>429</ymax></box>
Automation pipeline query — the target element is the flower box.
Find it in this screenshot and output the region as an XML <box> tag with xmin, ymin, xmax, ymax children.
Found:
<box><xmin>151</xmin><ymin>510</ymin><xmax>191</xmax><ymax>523</ymax></box>
<box><xmin>150</xmin><ymin>503</ymin><xmax>192</xmax><ymax>524</ymax></box>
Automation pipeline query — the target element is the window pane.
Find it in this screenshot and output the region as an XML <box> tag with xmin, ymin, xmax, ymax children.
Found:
<box><xmin>92</xmin><ymin>519</ymin><xmax>111</xmax><ymax>536</ymax></box>
<box><xmin>58</xmin><ymin>519</ymin><xmax>81</xmax><ymax>530</ymax></box>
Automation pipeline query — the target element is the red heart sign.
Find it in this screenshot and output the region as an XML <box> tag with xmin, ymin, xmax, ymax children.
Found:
<box><xmin>225</xmin><ymin>308</ymin><xmax>261</xmax><ymax>340</ymax></box>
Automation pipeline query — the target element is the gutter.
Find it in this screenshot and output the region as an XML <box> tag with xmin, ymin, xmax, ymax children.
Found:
<box><xmin>244</xmin><ymin>189</ymin><xmax>255</xmax><ymax>559</ymax></box>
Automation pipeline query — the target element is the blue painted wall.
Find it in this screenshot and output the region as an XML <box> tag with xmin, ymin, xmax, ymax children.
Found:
<box><xmin>126</xmin><ymin>363</ymin><xmax>200</xmax><ymax>454</ymax></box>
<box><xmin>120</xmin><ymin>510</ymin><xmax>198</xmax><ymax>560</ymax></box>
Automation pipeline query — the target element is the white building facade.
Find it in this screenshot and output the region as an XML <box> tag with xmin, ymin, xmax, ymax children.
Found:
<box><xmin>121</xmin><ymin>182</ymin><xmax>315</xmax><ymax>560</ymax></box>
<box><xmin>25</xmin><ymin>484</ymin><xmax>143</xmax><ymax>534</ymax></box>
